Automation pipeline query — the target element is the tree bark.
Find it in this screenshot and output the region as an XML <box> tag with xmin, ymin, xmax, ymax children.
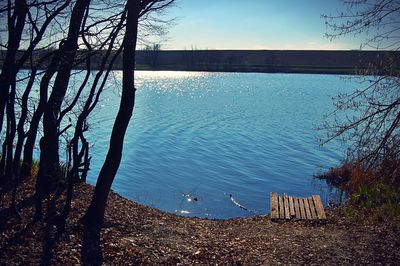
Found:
<box><xmin>0</xmin><ymin>0</ymin><xmax>27</xmax><ymax>137</ymax></box>
<box><xmin>39</xmin><ymin>0</ymin><xmax>90</xmax><ymax>182</ymax></box>
<box><xmin>35</xmin><ymin>0</ymin><xmax>90</xmax><ymax>219</ymax></box>
<box><xmin>13</xmin><ymin>58</ymin><xmax>42</xmax><ymax>178</ymax></box>
<box><xmin>0</xmin><ymin>0</ymin><xmax>27</xmax><ymax>182</ymax></box>
<box><xmin>20</xmin><ymin>52</ymin><xmax>60</xmax><ymax>180</ymax></box>
<box><xmin>82</xmin><ymin>0</ymin><xmax>139</xmax><ymax>226</ymax></box>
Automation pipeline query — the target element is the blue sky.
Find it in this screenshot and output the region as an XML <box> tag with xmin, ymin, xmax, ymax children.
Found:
<box><xmin>161</xmin><ymin>0</ymin><xmax>363</xmax><ymax>50</ymax></box>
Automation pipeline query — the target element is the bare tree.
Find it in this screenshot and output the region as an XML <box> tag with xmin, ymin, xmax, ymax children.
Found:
<box><xmin>35</xmin><ymin>0</ymin><xmax>91</xmax><ymax>219</ymax></box>
<box><xmin>322</xmin><ymin>0</ymin><xmax>400</xmax><ymax>183</ymax></box>
<box><xmin>0</xmin><ymin>0</ymin><xmax>175</xmax><ymax>226</ymax></box>
<box><xmin>0</xmin><ymin>0</ymin><xmax>72</xmax><ymax>184</ymax></box>
<box><xmin>0</xmin><ymin>0</ymin><xmax>27</xmax><ymax>139</ymax></box>
<box><xmin>0</xmin><ymin>0</ymin><xmax>28</xmax><ymax>183</ymax></box>
<box><xmin>60</xmin><ymin>13</ymin><xmax>125</xmax><ymax>220</ymax></box>
<box><xmin>82</xmin><ymin>0</ymin><xmax>175</xmax><ymax>226</ymax></box>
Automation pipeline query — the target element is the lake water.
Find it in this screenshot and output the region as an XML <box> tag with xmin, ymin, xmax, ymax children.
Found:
<box><xmin>84</xmin><ymin>71</ymin><xmax>359</xmax><ymax>219</ymax></box>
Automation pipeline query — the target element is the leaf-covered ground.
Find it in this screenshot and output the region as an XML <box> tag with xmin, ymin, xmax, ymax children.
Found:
<box><xmin>1</xmin><ymin>177</ymin><xmax>399</xmax><ymax>265</ymax></box>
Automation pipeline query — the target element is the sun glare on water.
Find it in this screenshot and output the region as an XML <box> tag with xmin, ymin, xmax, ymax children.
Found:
<box><xmin>137</xmin><ymin>70</ymin><xmax>208</xmax><ymax>80</ymax></box>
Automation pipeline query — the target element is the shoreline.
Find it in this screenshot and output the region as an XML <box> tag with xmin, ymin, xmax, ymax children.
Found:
<box><xmin>1</xmin><ymin>176</ymin><xmax>399</xmax><ymax>264</ymax></box>
<box><xmin>14</xmin><ymin>64</ymin><xmax>381</xmax><ymax>76</ymax></box>
<box><xmin>4</xmin><ymin>49</ymin><xmax>399</xmax><ymax>75</ymax></box>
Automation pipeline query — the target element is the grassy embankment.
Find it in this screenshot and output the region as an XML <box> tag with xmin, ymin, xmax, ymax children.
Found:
<box><xmin>318</xmin><ymin>161</ymin><xmax>400</xmax><ymax>225</ymax></box>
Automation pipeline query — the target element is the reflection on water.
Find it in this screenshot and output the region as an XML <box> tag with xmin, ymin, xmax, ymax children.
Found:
<box><xmin>86</xmin><ymin>71</ymin><xmax>360</xmax><ymax>218</ymax></box>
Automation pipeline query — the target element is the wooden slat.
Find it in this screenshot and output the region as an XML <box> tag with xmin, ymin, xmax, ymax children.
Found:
<box><xmin>284</xmin><ymin>193</ymin><xmax>290</xmax><ymax>220</ymax></box>
<box><xmin>270</xmin><ymin>193</ymin><xmax>327</xmax><ymax>221</ymax></box>
<box><xmin>278</xmin><ymin>196</ymin><xmax>284</xmax><ymax>219</ymax></box>
<box><xmin>289</xmin><ymin>196</ymin><xmax>295</xmax><ymax>217</ymax></box>
<box><xmin>270</xmin><ymin>192</ymin><xmax>279</xmax><ymax>220</ymax></box>
<box><xmin>299</xmin><ymin>197</ymin><xmax>306</xmax><ymax>219</ymax></box>
<box><xmin>312</xmin><ymin>195</ymin><xmax>327</xmax><ymax>220</ymax></box>
<box><xmin>308</xmin><ymin>197</ymin><xmax>317</xmax><ymax>220</ymax></box>
<box><xmin>294</xmin><ymin>197</ymin><xmax>301</xmax><ymax>219</ymax></box>
<box><xmin>303</xmin><ymin>198</ymin><xmax>312</xmax><ymax>219</ymax></box>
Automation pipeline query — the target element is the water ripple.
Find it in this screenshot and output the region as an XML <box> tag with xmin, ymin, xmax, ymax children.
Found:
<box><xmin>85</xmin><ymin>71</ymin><xmax>360</xmax><ymax>218</ymax></box>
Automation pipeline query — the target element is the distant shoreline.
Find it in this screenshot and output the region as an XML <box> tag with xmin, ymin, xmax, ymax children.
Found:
<box><xmin>132</xmin><ymin>49</ymin><xmax>399</xmax><ymax>75</ymax></box>
<box><xmin>134</xmin><ymin>64</ymin><xmax>361</xmax><ymax>75</ymax></box>
<box><xmin>2</xmin><ymin>49</ymin><xmax>399</xmax><ymax>75</ymax></box>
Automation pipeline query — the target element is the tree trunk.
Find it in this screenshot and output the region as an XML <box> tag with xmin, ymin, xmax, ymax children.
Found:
<box><xmin>82</xmin><ymin>0</ymin><xmax>139</xmax><ymax>226</ymax></box>
<box><xmin>20</xmin><ymin>52</ymin><xmax>60</xmax><ymax>180</ymax></box>
<box><xmin>0</xmin><ymin>0</ymin><xmax>27</xmax><ymax>137</ymax></box>
<box><xmin>4</xmin><ymin>80</ymin><xmax>17</xmax><ymax>179</ymax></box>
<box><xmin>0</xmin><ymin>0</ymin><xmax>27</xmax><ymax>183</ymax></box>
<box><xmin>35</xmin><ymin>0</ymin><xmax>90</xmax><ymax>219</ymax></box>
<box><xmin>13</xmin><ymin>65</ymin><xmax>39</xmax><ymax>177</ymax></box>
<box><xmin>39</xmin><ymin>0</ymin><xmax>90</xmax><ymax>183</ymax></box>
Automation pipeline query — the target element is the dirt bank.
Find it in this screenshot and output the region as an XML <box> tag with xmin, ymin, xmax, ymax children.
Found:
<box><xmin>1</xmin><ymin>177</ymin><xmax>399</xmax><ymax>265</ymax></box>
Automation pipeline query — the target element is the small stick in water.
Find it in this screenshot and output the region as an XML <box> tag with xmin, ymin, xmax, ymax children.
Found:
<box><xmin>229</xmin><ymin>194</ymin><xmax>249</xmax><ymax>211</ymax></box>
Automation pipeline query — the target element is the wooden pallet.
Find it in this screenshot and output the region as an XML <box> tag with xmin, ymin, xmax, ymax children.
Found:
<box><xmin>270</xmin><ymin>192</ymin><xmax>326</xmax><ymax>220</ymax></box>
